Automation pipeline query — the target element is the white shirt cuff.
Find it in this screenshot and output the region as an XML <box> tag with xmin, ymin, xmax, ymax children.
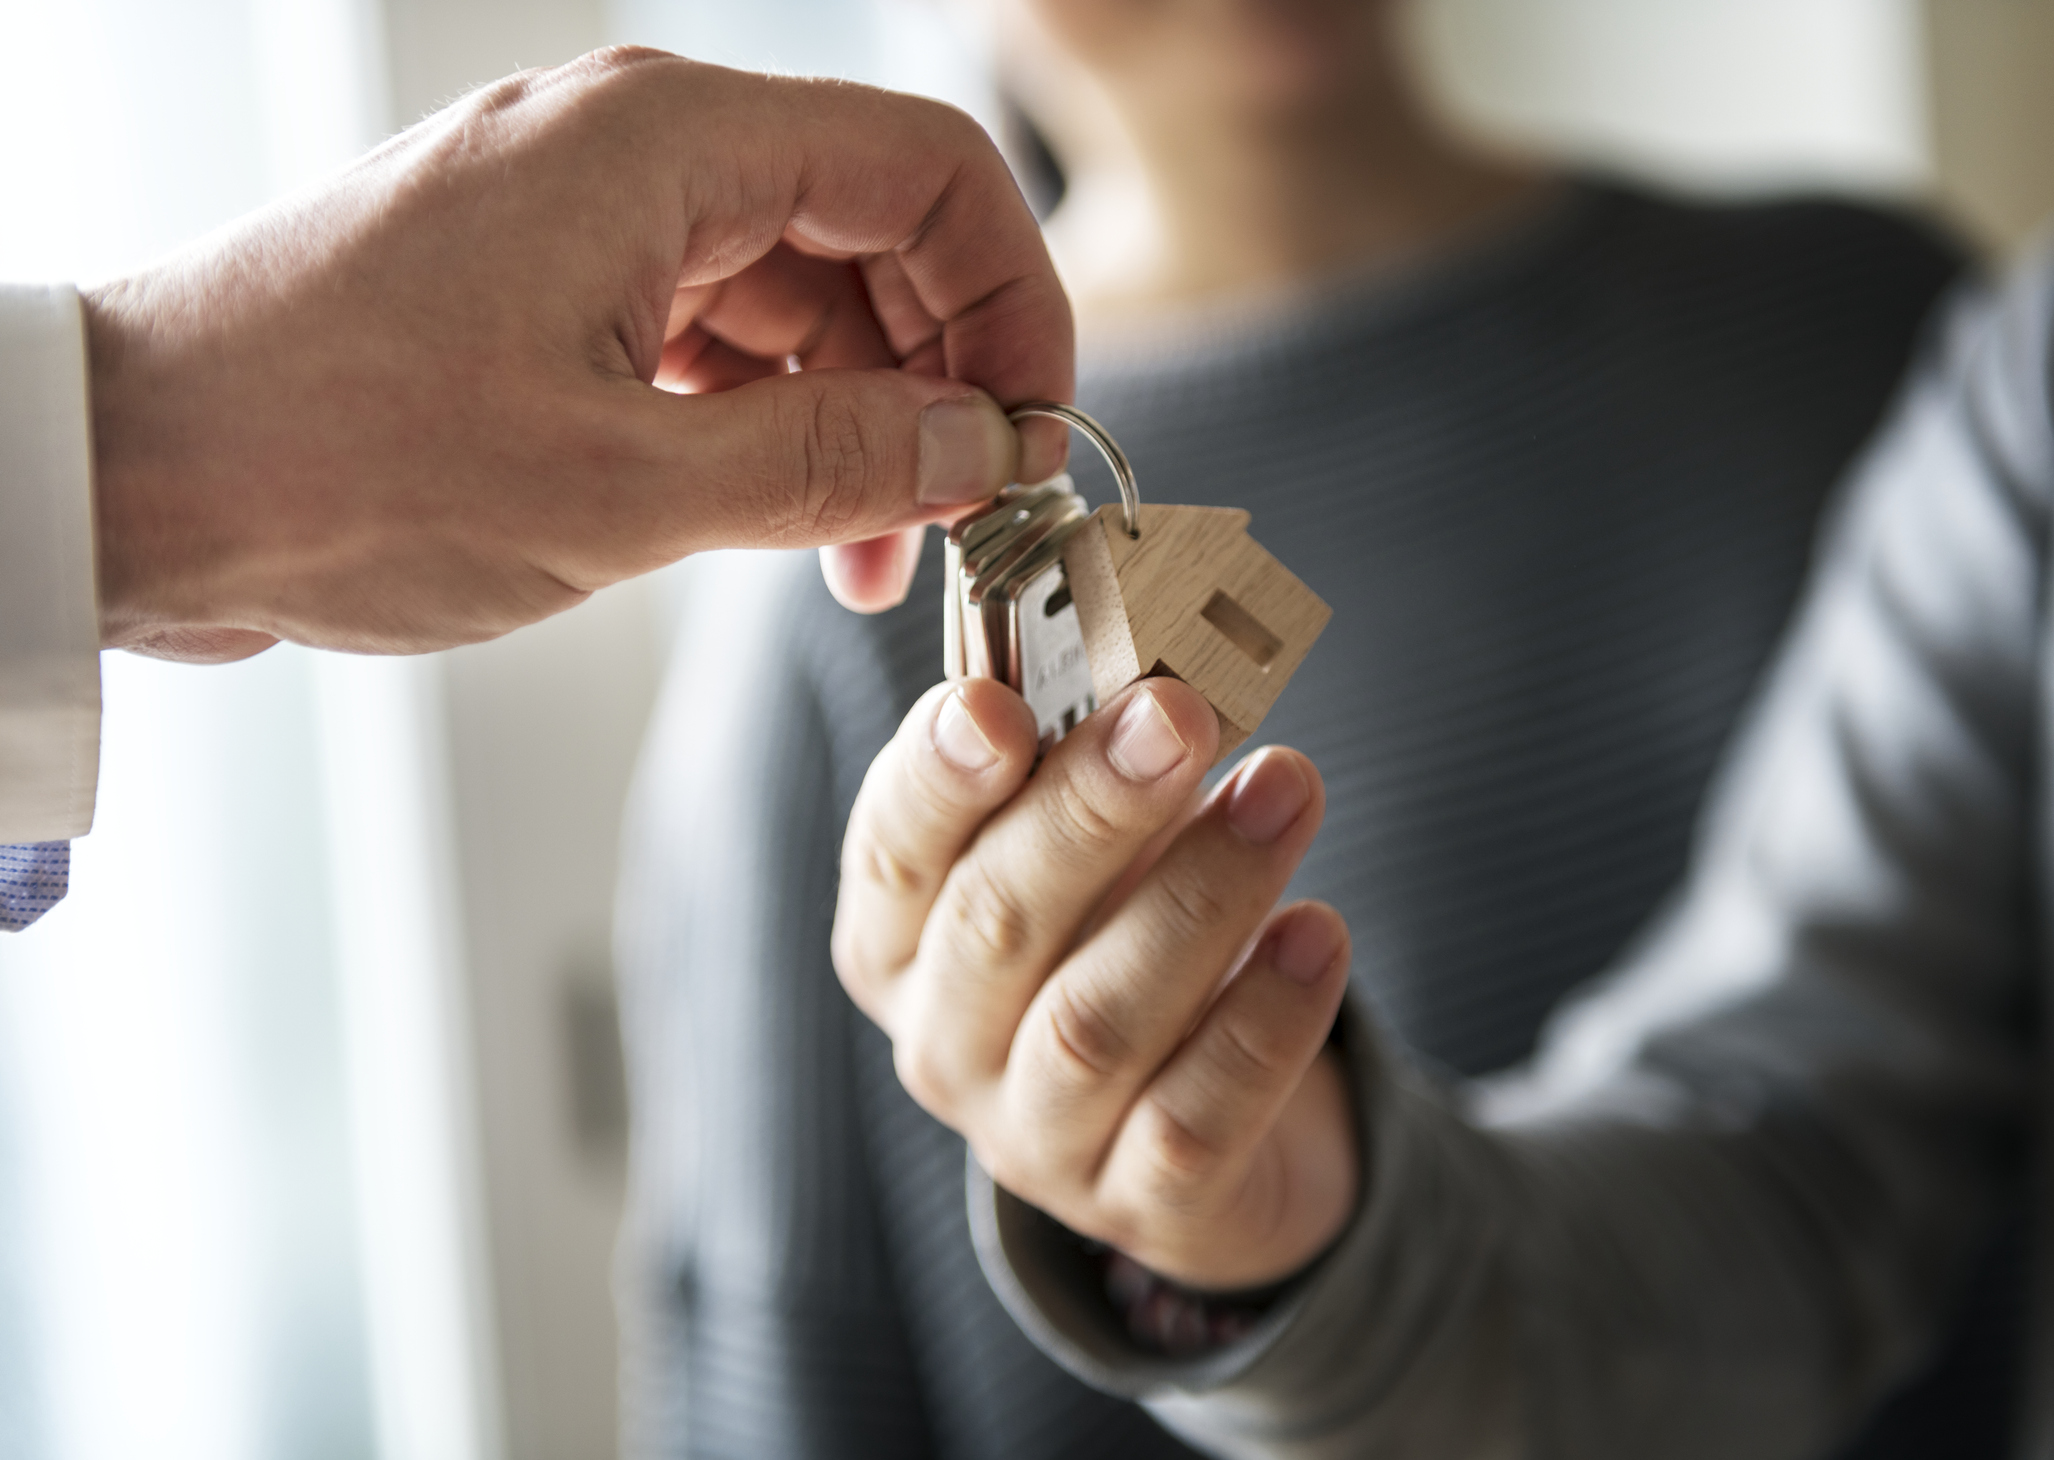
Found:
<box><xmin>0</xmin><ymin>284</ymin><xmax>101</xmax><ymax>840</ymax></box>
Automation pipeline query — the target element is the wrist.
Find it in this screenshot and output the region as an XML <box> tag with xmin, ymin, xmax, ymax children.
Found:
<box><xmin>84</xmin><ymin>277</ymin><xmax>278</xmax><ymax>663</ymax></box>
<box><xmin>1099</xmin><ymin>1247</ymin><xmax>1286</xmax><ymax>1358</ymax></box>
<box><xmin>84</xmin><ymin>278</ymin><xmax>162</xmax><ymax>647</ymax></box>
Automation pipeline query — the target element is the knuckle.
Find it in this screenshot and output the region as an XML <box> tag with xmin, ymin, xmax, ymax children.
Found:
<box><xmin>1086</xmin><ymin>1210</ymin><xmax>1146</xmax><ymax>1257</ymax></box>
<box><xmin>1043</xmin><ymin>980</ymin><xmax>1135</xmax><ymax>1083</ymax></box>
<box><xmin>796</xmin><ymin>388</ymin><xmax>878</xmax><ymax>541</ymax></box>
<box><xmin>1041</xmin><ymin>774</ymin><xmax>1126</xmax><ymax>859</ymax></box>
<box><xmin>892</xmin><ymin>1037</ymin><xmax>957</xmax><ymax>1118</ymax></box>
<box><xmin>1208</xmin><ymin>1009</ymin><xmax>1291</xmax><ymax>1089</ymax></box>
<box><xmin>947</xmin><ymin>862</ymin><xmax>1037</xmax><ymax>964</ymax></box>
<box><xmin>1132</xmin><ymin>1100</ymin><xmax>1226</xmax><ymax>1210</ymax></box>
<box><xmin>977</xmin><ymin>1130</ymin><xmax>1075</xmax><ymax>1214</ymax></box>
<box><xmin>540</xmin><ymin>45</ymin><xmax>679</xmax><ymax>110</ymax></box>
<box><xmin>459</xmin><ymin>71</ymin><xmax>537</xmax><ymax>121</ymax></box>
<box><xmin>579</xmin><ymin>42</ymin><xmax>673</xmax><ymax>77</ymax></box>
<box><xmin>827</xmin><ymin>918</ymin><xmax>872</xmax><ymax>998</ymax></box>
<box><xmin>453</xmin><ymin>49</ymin><xmax>680</xmax><ymax>157</ymax></box>
<box><xmin>926</xmin><ymin>99</ymin><xmax>989</xmax><ymax>157</ymax></box>
<box><xmin>756</xmin><ymin>387</ymin><xmax>884</xmax><ymax>547</ymax></box>
<box><xmin>828</xmin><ymin>917</ymin><xmax>900</xmax><ymax>1030</ymax></box>
<box><xmin>857</xmin><ymin>832</ymin><xmax>926</xmax><ymax>899</ymax></box>
<box><xmin>1149</xmin><ymin>862</ymin><xmax>1235</xmax><ymax>941</ymax></box>
<box><xmin>876</xmin><ymin>87</ymin><xmax>978</xmax><ymax>146</ymax></box>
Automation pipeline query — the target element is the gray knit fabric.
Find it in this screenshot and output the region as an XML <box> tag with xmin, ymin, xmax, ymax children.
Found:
<box><xmin>976</xmin><ymin>233</ymin><xmax>2054</xmax><ymax>1460</ymax></box>
<box><xmin>614</xmin><ymin>181</ymin><xmax>1966</xmax><ymax>1460</ymax></box>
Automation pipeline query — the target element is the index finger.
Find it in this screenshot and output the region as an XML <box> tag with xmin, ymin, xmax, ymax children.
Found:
<box><xmin>833</xmin><ymin>679</ymin><xmax>1040</xmax><ymax>1023</ymax></box>
<box><xmin>905</xmin><ymin>681</ymin><xmax>1219</xmax><ymax>1086</ymax></box>
<box><xmin>637</xmin><ymin>57</ymin><xmax>1075</xmax><ymax>482</ymax></box>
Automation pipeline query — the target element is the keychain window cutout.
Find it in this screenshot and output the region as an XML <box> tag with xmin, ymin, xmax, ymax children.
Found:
<box><xmin>1063</xmin><ymin>501</ymin><xmax>1331</xmax><ymax>762</ymax></box>
<box><xmin>1199</xmin><ymin>590</ymin><xmax>1283</xmax><ymax>670</ymax></box>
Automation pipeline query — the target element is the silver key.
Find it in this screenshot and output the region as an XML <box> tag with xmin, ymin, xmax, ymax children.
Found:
<box><xmin>943</xmin><ymin>404</ymin><xmax>1140</xmax><ymax>758</ymax></box>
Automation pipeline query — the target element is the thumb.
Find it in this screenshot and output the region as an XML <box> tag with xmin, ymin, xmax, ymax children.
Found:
<box><xmin>652</xmin><ymin>367</ymin><xmax>1021</xmax><ymax>555</ymax></box>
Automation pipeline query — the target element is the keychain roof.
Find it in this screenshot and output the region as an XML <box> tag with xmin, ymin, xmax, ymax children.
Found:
<box><xmin>1010</xmin><ymin>403</ymin><xmax>1332</xmax><ymax>764</ymax></box>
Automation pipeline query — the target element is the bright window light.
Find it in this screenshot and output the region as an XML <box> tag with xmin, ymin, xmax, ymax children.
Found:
<box><xmin>0</xmin><ymin>2</ymin><xmax>493</xmax><ymax>1457</ymax></box>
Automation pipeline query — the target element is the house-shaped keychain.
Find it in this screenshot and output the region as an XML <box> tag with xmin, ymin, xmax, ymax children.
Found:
<box><xmin>946</xmin><ymin>404</ymin><xmax>1331</xmax><ymax>765</ymax></box>
<box><xmin>1061</xmin><ymin>502</ymin><xmax>1331</xmax><ymax>763</ymax></box>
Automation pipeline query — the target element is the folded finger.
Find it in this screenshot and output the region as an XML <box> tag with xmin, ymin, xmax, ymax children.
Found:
<box><xmin>1102</xmin><ymin>901</ymin><xmax>1352</xmax><ymax>1280</ymax></box>
<box><xmin>1005</xmin><ymin>749</ymin><xmax>1325</xmax><ymax>1167</ymax></box>
<box><xmin>905</xmin><ymin>680</ymin><xmax>1218</xmax><ymax>1085</ymax></box>
<box><xmin>820</xmin><ymin>527</ymin><xmax>927</xmax><ymax>612</ymax></box>
<box><xmin>859</xmin><ymin>252</ymin><xmax>946</xmax><ymax>374</ymax></box>
<box><xmin>833</xmin><ymin>678</ymin><xmax>1038</xmax><ymax>1024</ymax></box>
<box><xmin>659</xmin><ymin>328</ymin><xmax>784</xmax><ymax>393</ymax></box>
<box><xmin>696</xmin><ymin>244</ymin><xmax>898</xmax><ymax>370</ymax></box>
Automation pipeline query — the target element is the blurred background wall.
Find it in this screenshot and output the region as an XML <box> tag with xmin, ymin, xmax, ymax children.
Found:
<box><xmin>1414</xmin><ymin>0</ymin><xmax>2054</xmax><ymax>254</ymax></box>
<box><xmin>0</xmin><ymin>3</ymin><xmax>2050</xmax><ymax>1459</ymax></box>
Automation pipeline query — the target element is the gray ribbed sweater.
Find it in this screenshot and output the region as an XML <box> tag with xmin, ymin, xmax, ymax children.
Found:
<box><xmin>975</xmin><ymin>232</ymin><xmax>2054</xmax><ymax>1460</ymax></box>
<box><xmin>614</xmin><ymin>182</ymin><xmax>1963</xmax><ymax>1460</ymax></box>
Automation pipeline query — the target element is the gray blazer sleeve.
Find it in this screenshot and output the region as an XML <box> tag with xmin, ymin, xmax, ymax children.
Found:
<box><xmin>971</xmin><ymin>251</ymin><xmax>2054</xmax><ymax>1459</ymax></box>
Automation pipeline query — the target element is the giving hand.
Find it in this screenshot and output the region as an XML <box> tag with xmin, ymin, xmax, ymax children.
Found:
<box><xmin>86</xmin><ymin>49</ymin><xmax>1073</xmax><ymax>661</ymax></box>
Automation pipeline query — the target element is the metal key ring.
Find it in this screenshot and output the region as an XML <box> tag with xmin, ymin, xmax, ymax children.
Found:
<box><xmin>1008</xmin><ymin>402</ymin><xmax>1140</xmax><ymax>539</ymax></box>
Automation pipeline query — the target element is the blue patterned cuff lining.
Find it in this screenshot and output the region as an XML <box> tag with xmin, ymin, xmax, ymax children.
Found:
<box><xmin>0</xmin><ymin>842</ymin><xmax>71</xmax><ymax>932</ymax></box>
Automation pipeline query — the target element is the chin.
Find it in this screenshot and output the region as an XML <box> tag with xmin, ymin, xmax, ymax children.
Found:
<box><xmin>1197</xmin><ymin>0</ymin><xmax>1389</xmax><ymax>107</ymax></box>
<box><xmin>1236</xmin><ymin>51</ymin><xmax>1368</xmax><ymax>109</ymax></box>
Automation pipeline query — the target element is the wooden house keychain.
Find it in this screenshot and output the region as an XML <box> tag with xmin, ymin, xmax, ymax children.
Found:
<box><xmin>944</xmin><ymin>403</ymin><xmax>1331</xmax><ymax>764</ymax></box>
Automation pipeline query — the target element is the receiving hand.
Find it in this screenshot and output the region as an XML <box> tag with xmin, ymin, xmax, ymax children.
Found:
<box><xmin>832</xmin><ymin>676</ymin><xmax>1358</xmax><ymax>1290</ymax></box>
<box><xmin>85</xmin><ymin>49</ymin><xmax>1073</xmax><ymax>662</ymax></box>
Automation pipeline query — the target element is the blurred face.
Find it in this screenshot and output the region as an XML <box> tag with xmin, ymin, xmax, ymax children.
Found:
<box><xmin>1011</xmin><ymin>0</ymin><xmax>1400</xmax><ymax>116</ymax></box>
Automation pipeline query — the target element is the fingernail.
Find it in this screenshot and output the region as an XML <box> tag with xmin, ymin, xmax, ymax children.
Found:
<box><xmin>1107</xmin><ymin>688</ymin><xmax>1189</xmax><ymax>782</ymax></box>
<box><xmin>919</xmin><ymin>397</ymin><xmax>1013</xmax><ymax>507</ymax></box>
<box><xmin>1273</xmin><ymin>910</ymin><xmax>1342</xmax><ymax>986</ymax></box>
<box><xmin>933</xmin><ymin>689</ymin><xmax>1000</xmax><ymax>772</ymax></box>
<box><xmin>1225</xmin><ymin>750</ymin><xmax>1310</xmax><ymax>846</ymax></box>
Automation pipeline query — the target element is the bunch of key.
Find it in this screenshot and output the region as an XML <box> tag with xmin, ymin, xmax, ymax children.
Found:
<box><xmin>944</xmin><ymin>401</ymin><xmax>1331</xmax><ymax>769</ymax></box>
<box><xmin>943</xmin><ymin>473</ymin><xmax>1098</xmax><ymax>758</ymax></box>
